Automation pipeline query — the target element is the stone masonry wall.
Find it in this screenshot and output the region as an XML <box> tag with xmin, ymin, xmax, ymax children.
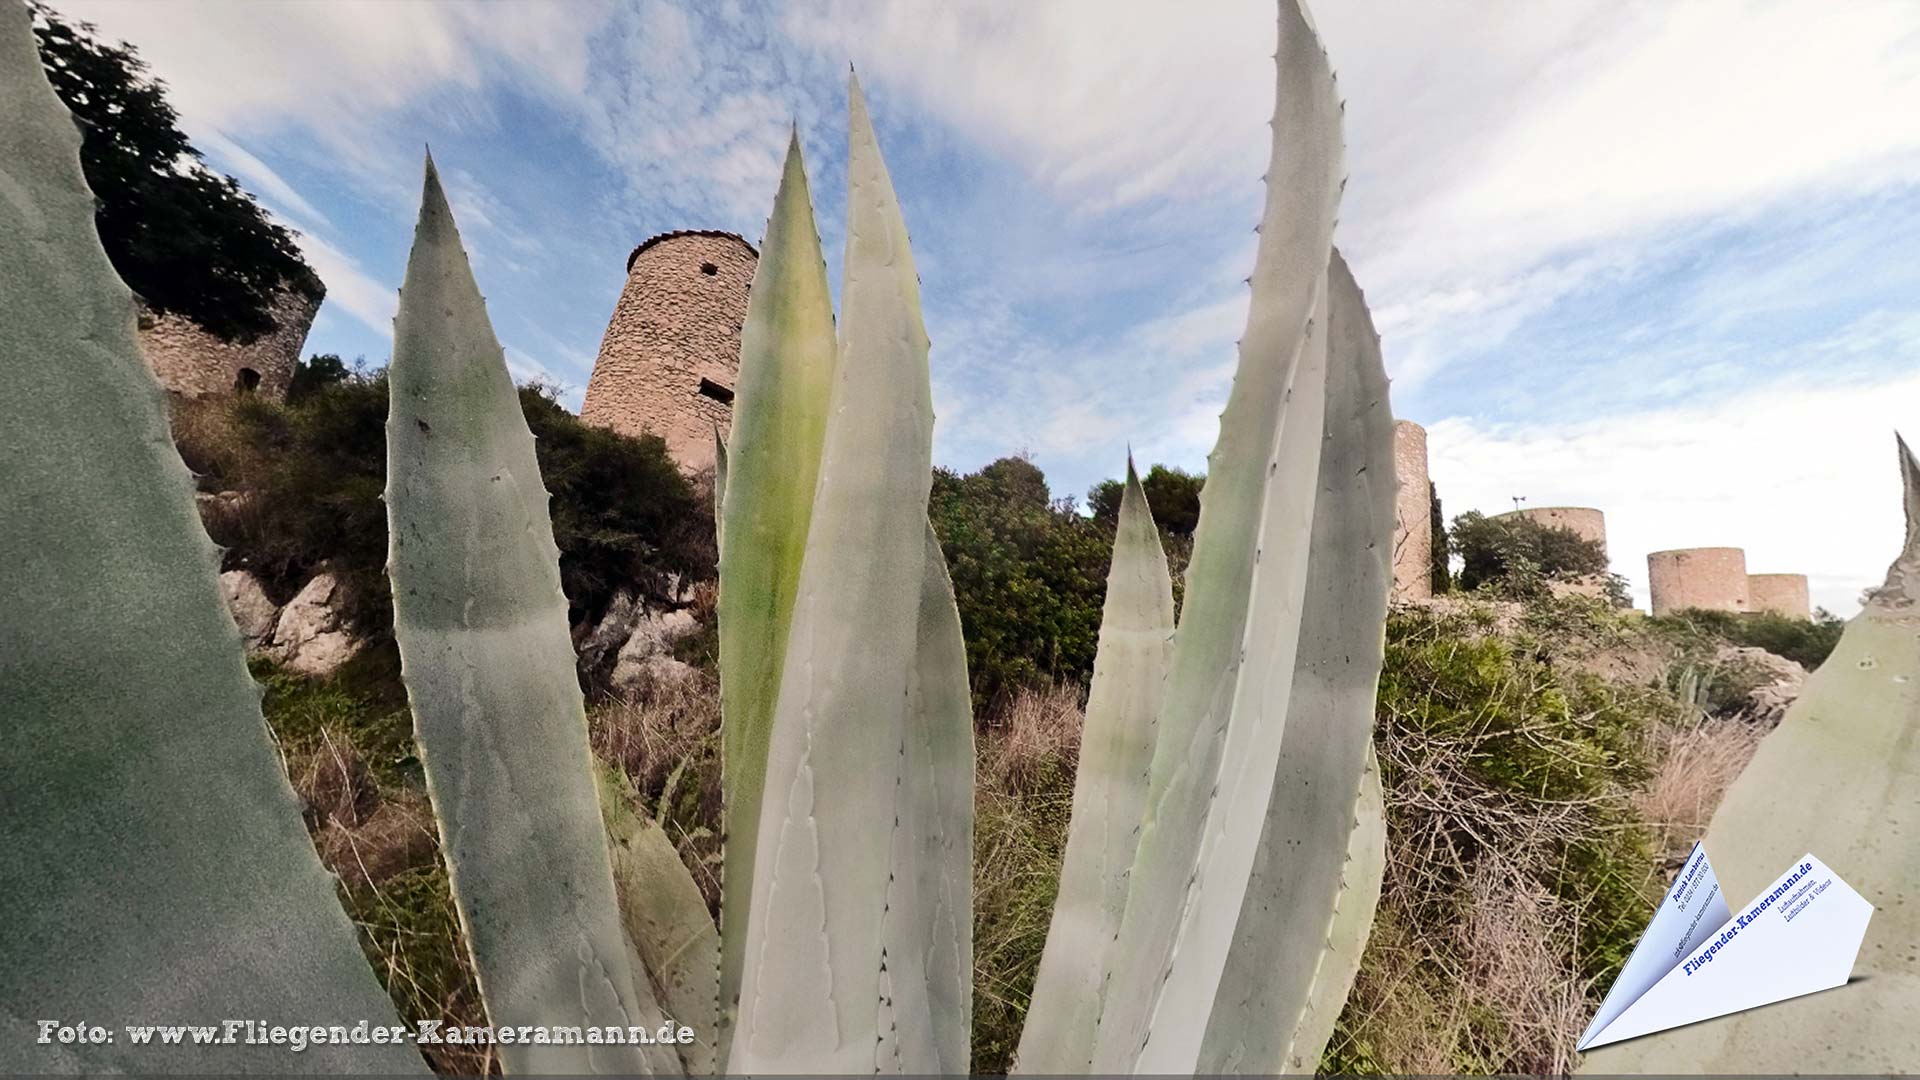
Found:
<box><xmin>1392</xmin><ymin>420</ymin><xmax>1432</xmax><ymax>601</ymax></box>
<box><xmin>1648</xmin><ymin>547</ymin><xmax>1749</xmax><ymax>615</ymax></box>
<box><xmin>1747</xmin><ymin>573</ymin><xmax>1812</xmax><ymax>619</ymax></box>
<box><xmin>136</xmin><ymin>289</ymin><xmax>320</xmax><ymax>401</ymax></box>
<box><xmin>1497</xmin><ymin>506</ymin><xmax>1607</xmax><ymax>556</ymax></box>
<box><xmin>581</xmin><ymin>231</ymin><xmax>757</xmax><ymax>473</ymax></box>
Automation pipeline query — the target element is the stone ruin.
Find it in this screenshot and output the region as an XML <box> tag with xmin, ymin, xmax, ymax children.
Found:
<box><xmin>1392</xmin><ymin>420</ymin><xmax>1432</xmax><ymax>600</ymax></box>
<box><xmin>581</xmin><ymin>230</ymin><xmax>757</xmax><ymax>473</ymax></box>
<box><xmin>136</xmin><ymin>288</ymin><xmax>321</xmax><ymax>402</ymax></box>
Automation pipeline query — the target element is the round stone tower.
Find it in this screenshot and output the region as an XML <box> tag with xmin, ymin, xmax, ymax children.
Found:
<box><xmin>1747</xmin><ymin>573</ymin><xmax>1811</xmax><ymax>619</ymax></box>
<box><xmin>1495</xmin><ymin>506</ymin><xmax>1607</xmax><ymax>556</ymax></box>
<box><xmin>582</xmin><ymin>230</ymin><xmax>758</xmax><ymax>473</ymax></box>
<box><xmin>135</xmin><ymin>287</ymin><xmax>321</xmax><ymax>401</ymax></box>
<box><xmin>1648</xmin><ymin>547</ymin><xmax>1749</xmax><ymax>616</ymax></box>
<box><xmin>1391</xmin><ymin>420</ymin><xmax>1432</xmax><ymax>601</ymax></box>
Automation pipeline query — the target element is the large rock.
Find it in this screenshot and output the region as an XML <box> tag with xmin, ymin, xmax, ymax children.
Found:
<box><xmin>1718</xmin><ymin>644</ymin><xmax>1806</xmax><ymax>726</ymax></box>
<box><xmin>267</xmin><ymin>572</ymin><xmax>361</xmax><ymax>677</ymax></box>
<box><xmin>609</xmin><ymin>607</ymin><xmax>700</xmax><ymax>693</ymax></box>
<box><xmin>219</xmin><ymin>569</ymin><xmax>280</xmax><ymax>649</ymax></box>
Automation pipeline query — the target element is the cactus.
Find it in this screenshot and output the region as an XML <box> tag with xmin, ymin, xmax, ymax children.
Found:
<box><xmin>1582</xmin><ymin>439</ymin><xmax>1920</xmax><ymax>1074</ymax></box>
<box><xmin>0</xmin><ymin>0</ymin><xmax>420</xmax><ymax>1070</ymax></box>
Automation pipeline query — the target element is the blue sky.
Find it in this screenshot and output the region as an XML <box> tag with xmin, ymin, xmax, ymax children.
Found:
<box><xmin>56</xmin><ymin>0</ymin><xmax>1920</xmax><ymax>615</ymax></box>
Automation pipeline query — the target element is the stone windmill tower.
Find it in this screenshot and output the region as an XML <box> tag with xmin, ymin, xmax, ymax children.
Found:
<box><xmin>581</xmin><ymin>230</ymin><xmax>758</xmax><ymax>473</ymax></box>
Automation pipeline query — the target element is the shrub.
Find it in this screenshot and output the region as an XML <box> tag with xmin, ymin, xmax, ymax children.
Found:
<box><xmin>177</xmin><ymin>373</ymin><xmax>711</xmax><ymax>644</ymax></box>
<box><xmin>1086</xmin><ymin>462</ymin><xmax>1203</xmax><ymax>537</ymax></box>
<box><xmin>1654</xmin><ymin>606</ymin><xmax>1845</xmax><ymax>671</ymax></box>
<box><xmin>931</xmin><ymin>457</ymin><xmax>1112</xmax><ymax>705</ymax></box>
<box><xmin>1451</xmin><ymin>510</ymin><xmax>1614</xmax><ymax>599</ymax></box>
<box><xmin>1326</xmin><ymin>604</ymin><xmax>1668</xmax><ymax>1075</ymax></box>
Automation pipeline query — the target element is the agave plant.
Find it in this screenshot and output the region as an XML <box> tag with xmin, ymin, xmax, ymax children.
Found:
<box><xmin>0</xmin><ymin>0</ymin><xmax>1398</xmax><ymax>1073</ymax></box>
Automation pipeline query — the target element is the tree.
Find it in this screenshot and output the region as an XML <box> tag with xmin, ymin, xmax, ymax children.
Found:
<box><xmin>1451</xmin><ymin>510</ymin><xmax>1611</xmax><ymax>596</ymax></box>
<box><xmin>1087</xmin><ymin>463</ymin><xmax>1205</xmax><ymax>537</ymax></box>
<box><xmin>933</xmin><ymin>457</ymin><xmax>1113</xmax><ymax>705</ymax></box>
<box><xmin>1429</xmin><ymin>481</ymin><xmax>1451</xmax><ymax>594</ymax></box>
<box><xmin>286</xmin><ymin>353</ymin><xmax>352</xmax><ymax>404</ymax></box>
<box><xmin>29</xmin><ymin>2</ymin><xmax>322</xmax><ymax>340</ymax></box>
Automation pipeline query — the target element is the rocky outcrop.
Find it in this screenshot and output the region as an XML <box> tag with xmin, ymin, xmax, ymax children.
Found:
<box><xmin>608</xmin><ymin>606</ymin><xmax>701</xmax><ymax>694</ymax></box>
<box><xmin>219</xmin><ymin>569</ymin><xmax>280</xmax><ymax>649</ymax></box>
<box><xmin>1717</xmin><ymin>644</ymin><xmax>1806</xmax><ymax>727</ymax></box>
<box><xmin>266</xmin><ymin>572</ymin><xmax>361</xmax><ymax>677</ymax></box>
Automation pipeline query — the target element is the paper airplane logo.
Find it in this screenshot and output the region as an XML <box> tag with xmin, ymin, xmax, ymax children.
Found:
<box><xmin>1577</xmin><ymin>844</ymin><xmax>1872</xmax><ymax>1050</ymax></box>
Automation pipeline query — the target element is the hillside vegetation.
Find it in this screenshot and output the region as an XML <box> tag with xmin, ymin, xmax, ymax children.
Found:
<box><xmin>184</xmin><ymin>376</ymin><xmax>1833</xmax><ymax>1076</ymax></box>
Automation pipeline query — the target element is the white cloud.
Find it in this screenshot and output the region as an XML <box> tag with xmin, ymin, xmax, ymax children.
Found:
<box><xmin>194</xmin><ymin>128</ymin><xmax>330</xmax><ymax>231</ymax></box>
<box><xmin>1426</xmin><ymin>370</ymin><xmax>1920</xmax><ymax>618</ymax></box>
<box><xmin>291</xmin><ymin>232</ymin><xmax>393</xmax><ymax>340</ymax></box>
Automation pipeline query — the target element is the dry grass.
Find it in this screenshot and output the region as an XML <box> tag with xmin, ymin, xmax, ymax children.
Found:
<box><xmin>978</xmin><ymin>681</ymin><xmax>1084</xmax><ymax>795</ymax></box>
<box><xmin>1633</xmin><ymin>718</ymin><xmax>1765</xmax><ymax>866</ymax></box>
<box><xmin>588</xmin><ymin>666</ymin><xmax>725</xmax><ymax>912</ymax></box>
<box><xmin>971</xmin><ymin>684</ymin><xmax>1083</xmax><ymax>1074</ymax></box>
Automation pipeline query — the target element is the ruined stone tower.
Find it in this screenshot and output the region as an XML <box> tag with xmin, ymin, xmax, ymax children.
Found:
<box><xmin>1747</xmin><ymin>573</ymin><xmax>1812</xmax><ymax>619</ymax></box>
<box><xmin>1391</xmin><ymin>420</ymin><xmax>1432</xmax><ymax>601</ymax></box>
<box><xmin>1495</xmin><ymin>506</ymin><xmax>1607</xmax><ymax>556</ymax></box>
<box><xmin>582</xmin><ymin>230</ymin><xmax>758</xmax><ymax>473</ymax></box>
<box><xmin>136</xmin><ymin>288</ymin><xmax>321</xmax><ymax>401</ymax></box>
<box><xmin>1648</xmin><ymin>547</ymin><xmax>1749</xmax><ymax>616</ymax></box>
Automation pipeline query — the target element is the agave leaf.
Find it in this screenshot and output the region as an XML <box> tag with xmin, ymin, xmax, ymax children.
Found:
<box><xmin>878</xmin><ymin>522</ymin><xmax>976</xmax><ymax>1074</ymax></box>
<box><xmin>716</xmin><ymin>131</ymin><xmax>839</xmax><ymax>1063</ymax></box>
<box><xmin>727</xmin><ymin>73</ymin><xmax>937</xmax><ymax>1074</ymax></box>
<box><xmin>1196</xmin><ymin>251</ymin><xmax>1393</xmax><ymax>1073</ymax></box>
<box><xmin>598</xmin><ymin>766</ymin><xmax>721</xmax><ymax>1075</ymax></box>
<box><xmin>1582</xmin><ymin>439</ymin><xmax>1920</xmax><ymax>1074</ymax></box>
<box><xmin>0</xmin><ymin>4</ymin><xmax>421</xmax><ymax>1071</ymax></box>
<box><xmin>386</xmin><ymin>157</ymin><xmax>675</xmax><ymax>1076</ymax></box>
<box><xmin>1090</xmin><ymin>0</ymin><xmax>1344</xmax><ymax>1069</ymax></box>
<box><xmin>711</xmin><ymin>425</ymin><xmax>727</xmax><ymax>553</ymax></box>
<box><xmin>1017</xmin><ymin>460</ymin><xmax>1176</xmax><ymax>1073</ymax></box>
<box><xmin>1282</xmin><ymin>750</ymin><xmax>1387</xmax><ymax>1072</ymax></box>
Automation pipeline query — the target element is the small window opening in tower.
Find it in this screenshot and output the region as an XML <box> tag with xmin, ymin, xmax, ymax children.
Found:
<box><xmin>699</xmin><ymin>262</ymin><xmax>719</xmax><ymax>276</ymax></box>
<box><xmin>698</xmin><ymin>377</ymin><xmax>734</xmax><ymax>405</ymax></box>
<box><xmin>234</xmin><ymin>367</ymin><xmax>261</xmax><ymax>394</ymax></box>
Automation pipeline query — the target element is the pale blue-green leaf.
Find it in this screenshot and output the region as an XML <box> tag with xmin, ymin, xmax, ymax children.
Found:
<box><xmin>599</xmin><ymin>766</ymin><xmax>720</xmax><ymax>1075</ymax></box>
<box><xmin>1091</xmin><ymin>0</ymin><xmax>1344</xmax><ymax>1068</ymax></box>
<box><xmin>878</xmin><ymin>522</ymin><xmax>975</xmax><ymax>1075</ymax></box>
<box><xmin>716</xmin><ymin>133</ymin><xmax>839</xmax><ymax>1067</ymax></box>
<box><xmin>1017</xmin><ymin>460</ymin><xmax>1175</xmax><ymax>1073</ymax></box>
<box><xmin>1197</xmin><ymin>249</ymin><xmax>1393</xmax><ymax>1074</ymax></box>
<box><xmin>0</xmin><ymin>2</ymin><xmax>421</xmax><ymax>1070</ymax></box>
<box><xmin>727</xmin><ymin>73</ymin><xmax>936</xmax><ymax>1074</ymax></box>
<box><xmin>386</xmin><ymin>157</ymin><xmax>674</xmax><ymax>1075</ymax></box>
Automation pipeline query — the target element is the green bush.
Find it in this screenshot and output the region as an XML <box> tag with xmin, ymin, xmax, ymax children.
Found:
<box><xmin>179</xmin><ymin>373</ymin><xmax>712</xmax><ymax>644</ymax></box>
<box><xmin>931</xmin><ymin>457</ymin><xmax>1113</xmax><ymax>706</ymax></box>
<box><xmin>1086</xmin><ymin>462</ymin><xmax>1204</xmax><ymax>537</ymax></box>
<box><xmin>1653</xmin><ymin>606</ymin><xmax>1845</xmax><ymax>671</ymax></box>
<box><xmin>1451</xmin><ymin>510</ymin><xmax>1617</xmax><ymax>600</ymax></box>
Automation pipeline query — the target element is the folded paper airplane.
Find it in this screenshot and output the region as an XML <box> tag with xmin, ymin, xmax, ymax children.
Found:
<box><xmin>1577</xmin><ymin>844</ymin><xmax>1873</xmax><ymax>1050</ymax></box>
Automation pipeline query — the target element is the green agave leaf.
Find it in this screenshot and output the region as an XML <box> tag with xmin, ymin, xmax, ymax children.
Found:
<box><xmin>716</xmin><ymin>132</ymin><xmax>839</xmax><ymax>1066</ymax></box>
<box><xmin>727</xmin><ymin>73</ymin><xmax>936</xmax><ymax>1074</ymax></box>
<box><xmin>878</xmin><ymin>523</ymin><xmax>975</xmax><ymax>1074</ymax></box>
<box><xmin>598</xmin><ymin>766</ymin><xmax>721</xmax><ymax>1076</ymax></box>
<box><xmin>711</xmin><ymin>425</ymin><xmax>727</xmax><ymax>553</ymax></box>
<box><xmin>1017</xmin><ymin>460</ymin><xmax>1176</xmax><ymax>1073</ymax></box>
<box><xmin>0</xmin><ymin>2</ymin><xmax>421</xmax><ymax>1070</ymax></box>
<box><xmin>1582</xmin><ymin>438</ymin><xmax>1920</xmax><ymax>1074</ymax></box>
<box><xmin>386</xmin><ymin>157</ymin><xmax>675</xmax><ymax>1076</ymax></box>
<box><xmin>1091</xmin><ymin>0</ymin><xmax>1344</xmax><ymax>1069</ymax></box>
<box><xmin>1197</xmin><ymin>250</ymin><xmax>1393</xmax><ymax>1074</ymax></box>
